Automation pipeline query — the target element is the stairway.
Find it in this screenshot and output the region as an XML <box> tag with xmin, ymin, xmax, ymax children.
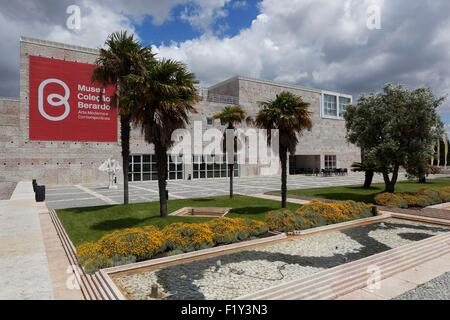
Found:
<box><xmin>237</xmin><ymin>231</ymin><xmax>450</xmax><ymax>300</ymax></box>
<box><xmin>49</xmin><ymin>210</ymin><xmax>120</xmax><ymax>300</ymax></box>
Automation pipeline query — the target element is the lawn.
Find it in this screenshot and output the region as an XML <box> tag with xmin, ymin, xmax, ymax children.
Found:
<box><xmin>57</xmin><ymin>195</ymin><xmax>299</xmax><ymax>245</ymax></box>
<box><xmin>268</xmin><ymin>178</ymin><xmax>450</xmax><ymax>204</ymax></box>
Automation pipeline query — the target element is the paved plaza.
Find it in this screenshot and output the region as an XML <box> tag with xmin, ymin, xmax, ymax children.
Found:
<box><xmin>46</xmin><ymin>173</ymin><xmax>401</xmax><ymax>210</ymax></box>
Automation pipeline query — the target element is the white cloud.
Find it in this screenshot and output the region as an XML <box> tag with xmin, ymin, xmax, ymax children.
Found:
<box><xmin>1</xmin><ymin>0</ymin><xmax>450</xmax><ymax>124</ymax></box>
<box><xmin>155</xmin><ymin>0</ymin><xmax>450</xmax><ymax>121</ymax></box>
<box><xmin>180</xmin><ymin>0</ymin><xmax>231</xmax><ymax>33</ymax></box>
<box><xmin>0</xmin><ymin>0</ymin><xmax>231</xmax><ymax>96</ymax></box>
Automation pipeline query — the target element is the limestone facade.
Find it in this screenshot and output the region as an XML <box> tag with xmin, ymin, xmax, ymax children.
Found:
<box><xmin>0</xmin><ymin>37</ymin><xmax>360</xmax><ymax>196</ymax></box>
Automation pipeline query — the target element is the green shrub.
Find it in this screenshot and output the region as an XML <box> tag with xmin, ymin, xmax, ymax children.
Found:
<box><xmin>265</xmin><ymin>209</ymin><xmax>298</xmax><ymax>232</ymax></box>
<box><xmin>237</xmin><ymin>218</ymin><xmax>269</xmax><ymax>237</ymax></box>
<box><xmin>439</xmin><ymin>187</ymin><xmax>450</xmax><ymax>202</ymax></box>
<box><xmin>76</xmin><ymin>226</ymin><xmax>166</xmax><ymax>273</ymax></box>
<box><xmin>97</xmin><ymin>227</ymin><xmax>166</xmax><ymax>260</ymax></box>
<box><xmin>77</xmin><ymin>217</ymin><xmax>271</xmax><ymax>273</ymax></box>
<box><xmin>163</xmin><ymin>223</ymin><xmax>214</xmax><ymax>252</ymax></box>
<box><xmin>375</xmin><ymin>193</ymin><xmax>408</xmax><ymax>208</ymax></box>
<box><xmin>418</xmin><ymin>189</ymin><xmax>442</xmax><ymax>205</ymax></box>
<box><xmin>207</xmin><ymin>218</ymin><xmax>269</xmax><ymax>244</ymax></box>
<box><xmin>295</xmin><ymin>201</ymin><xmax>373</xmax><ymax>229</ymax></box>
<box><xmin>375</xmin><ymin>187</ymin><xmax>450</xmax><ymax>208</ymax></box>
<box><xmin>208</xmin><ymin>218</ymin><xmax>246</xmax><ymax>244</ymax></box>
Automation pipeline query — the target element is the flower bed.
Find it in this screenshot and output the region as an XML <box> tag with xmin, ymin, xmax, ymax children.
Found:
<box><xmin>77</xmin><ymin>218</ymin><xmax>269</xmax><ymax>273</ymax></box>
<box><xmin>375</xmin><ymin>187</ymin><xmax>450</xmax><ymax>209</ymax></box>
<box><xmin>265</xmin><ymin>200</ymin><xmax>375</xmax><ymax>232</ymax></box>
<box><xmin>77</xmin><ymin>200</ymin><xmax>379</xmax><ymax>273</ymax></box>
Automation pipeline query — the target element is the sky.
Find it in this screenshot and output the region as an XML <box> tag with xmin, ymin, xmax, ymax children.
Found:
<box><xmin>0</xmin><ymin>0</ymin><xmax>449</xmax><ymax>134</ymax></box>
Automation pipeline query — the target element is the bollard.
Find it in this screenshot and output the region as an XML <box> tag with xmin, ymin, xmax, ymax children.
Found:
<box><xmin>35</xmin><ymin>185</ymin><xmax>46</xmax><ymax>202</ymax></box>
<box><xmin>371</xmin><ymin>206</ymin><xmax>378</xmax><ymax>217</ymax></box>
<box><xmin>150</xmin><ymin>284</ymin><xmax>159</xmax><ymax>298</ymax></box>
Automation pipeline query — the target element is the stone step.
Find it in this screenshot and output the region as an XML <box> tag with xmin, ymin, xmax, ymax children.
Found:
<box><xmin>237</xmin><ymin>231</ymin><xmax>450</xmax><ymax>300</ymax></box>
<box><xmin>48</xmin><ymin>210</ymin><xmax>94</xmax><ymax>300</ymax></box>
<box><xmin>50</xmin><ymin>210</ymin><xmax>107</xmax><ymax>300</ymax></box>
<box><xmin>238</xmin><ymin>233</ymin><xmax>444</xmax><ymax>299</ymax></box>
<box><xmin>96</xmin><ymin>271</ymin><xmax>124</xmax><ymax>300</ymax></box>
<box><xmin>276</xmin><ymin>234</ymin><xmax>450</xmax><ymax>300</ymax></box>
<box><xmin>49</xmin><ymin>210</ymin><xmax>118</xmax><ymax>300</ymax></box>
<box><xmin>92</xmin><ymin>273</ymin><xmax>113</xmax><ymax>300</ymax></box>
<box><xmin>280</xmin><ymin>240</ymin><xmax>450</xmax><ymax>300</ymax></box>
<box><xmin>94</xmin><ymin>271</ymin><xmax>119</xmax><ymax>300</ymax></box>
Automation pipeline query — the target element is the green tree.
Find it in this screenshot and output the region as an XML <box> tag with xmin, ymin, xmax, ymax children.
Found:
<box><xmin>213</xmin><ymin>105</ymin><xmax>250</xmax><ymax>198</ymax></box>
<box><xmin>351</xmin><ymin>159</ymin><xmax>377</xmax><ymax>189</ymax></box>
<box><xmin>345</xmin><ymin>84</ymin><xmax>444</xmax><ymax>193</ymax></box>
<box><xmin>92</xmin><ymin>31</ymin><xmax>154</xmax><ymax>204</ymax></box>
<box><xmin>256</xmin><ymin>92</ymin><xmax>312</xmax><ymax>208</ymax></box>
<box><xmin>128</xmin><ymin>59</ymin><xmax>198</xmax><ymax>217</ymax></box>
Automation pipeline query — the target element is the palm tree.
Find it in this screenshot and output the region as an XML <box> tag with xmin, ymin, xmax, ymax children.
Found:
<box><xmin>213</xmin><ymin>105</ymin><xmax>249</xmax><ymax>198</ymax></box>
<box><xmin>128</xmin><ymin>59</ymin><xmax>198</xmax><ymax>217</ymax></box>
<box><xmin>92</xmin><ymin>31</ymin><xmax>154</xmax><ymax>205</ymax></box>
<box><xmin>255</xmin><ymin>92</ymin><xmax>312</xmax><ymax>208</ymax></box>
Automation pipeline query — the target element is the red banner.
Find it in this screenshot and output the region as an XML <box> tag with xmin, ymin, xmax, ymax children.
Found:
<box><xmin>29</xmin><ymin>56</ymin><xmax>118</xmax><ymax>142</ymax></box>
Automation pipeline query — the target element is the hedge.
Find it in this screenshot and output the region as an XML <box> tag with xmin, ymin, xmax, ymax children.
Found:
<box><xmin>265</xmin><ymin>200</ymin><xmax>375</xmax><ymax>233</ymax></box>
<box><xmin>375</xmin><ymin>186</ymin><xmax>450</xmax><ymax>209</ymax></box>
<box><xmin>77</xmin><ymin>218</ymin><xmax>269</xmax><ymax>273</ymax></box>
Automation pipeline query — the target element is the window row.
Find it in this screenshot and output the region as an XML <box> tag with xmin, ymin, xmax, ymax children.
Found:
<box><xmin>193</xmin><ymin>155</ymin><xmax>239</xmax><ymax>179</ymax></box>
<box><xmin>128</xmin><ymin>154</ymin><xmax>184</xmax><ymax>182</ymax></box>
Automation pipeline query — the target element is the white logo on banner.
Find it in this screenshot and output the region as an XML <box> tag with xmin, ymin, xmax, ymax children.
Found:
<box><xmin>38</xmin><ymin>78</ymin><xmax>71</xmax><ymax>121</ymax></box>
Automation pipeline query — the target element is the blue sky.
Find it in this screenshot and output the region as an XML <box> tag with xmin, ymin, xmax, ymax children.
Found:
<box><xmin>136</xmin><ymin>1</ymin><xmax>260</xmax><ymax>46</ymax></box>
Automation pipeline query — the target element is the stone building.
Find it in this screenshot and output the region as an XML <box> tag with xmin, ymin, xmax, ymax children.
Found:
<box><xmin>0</xmin><ymin>37</ymin><xmax>360</xmax><ymax>198</ymax></box>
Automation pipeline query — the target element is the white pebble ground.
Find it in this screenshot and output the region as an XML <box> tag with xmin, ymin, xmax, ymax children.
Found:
<box><xmin>114</xmin><ymin>219</ymin><xmax>449</xmax><ymax>300</ymax></box>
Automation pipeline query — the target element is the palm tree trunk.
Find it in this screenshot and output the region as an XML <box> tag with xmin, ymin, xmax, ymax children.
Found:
<box><xmin>120</xmin><ymin>116</ymin><xmax>130</xmax><ymax>205</ymax></box>
<box><xmin>229</xmin><ymin>163</ymin><xmax>234</xmax><ymax>199</ymax></box>
<box><xmin>155</xmin><ymin>143</ymin><xmax>168</xmax><ymax>217</ymax></box>
<box><xmin>280</xmin><ymin>147</ymin><xmax>288</xmax><ymax>208</ymax></box>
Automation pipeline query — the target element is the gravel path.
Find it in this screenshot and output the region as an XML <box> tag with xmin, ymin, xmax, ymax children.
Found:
<box><xmin>395</xmin><ymin>272</ymin><xmax>450</xmax><ymax>300</ymax></box>
<box><xmin>114</xmin><ymin>219</ymin><xmax>449</xmax><ymax>300</ymax></box>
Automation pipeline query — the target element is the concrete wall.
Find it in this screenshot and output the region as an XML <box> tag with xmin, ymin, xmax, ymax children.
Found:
<box><xmin>0</xmin><ymin>39</ymin><xmax>123</xmax><ymax>190</ymax></box>
<box><xmin>211</xmin><ymin>77</ymin><xmax>361</xmax><ymax>170</ymax></box>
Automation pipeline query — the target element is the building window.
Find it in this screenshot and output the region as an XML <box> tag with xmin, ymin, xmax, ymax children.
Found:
<box><xmin>193</xmin><ymin>154</ymin><xmax>239</xmax><ymax>179</ymax></box>
<box><xmin>324</xmin><ymin>155</ymin><xmax>337</xmax><ymax>170</ymax></box>
<box><xmin>128</xmin><ymin>154</ymin><xmax>184</xmax><ymax>182</ymax></box>
<box><xmin>322</xmin><ymin>93</ymin><xmax>352</xmax><ymax>119</ymax></box>
<box><xmin>206</xmin><ymin>117</ymin><xmax>213</xmax><ymax>126</ymax></box>
<box><xmin>339</xmin><ymin>97</ymin><xmax>351</xmax><ymax>117</ymax></box>
<box><xmin>323</xmin><ymin>94</ymin><xmax>337</xmax><ymax>117</ymax></box>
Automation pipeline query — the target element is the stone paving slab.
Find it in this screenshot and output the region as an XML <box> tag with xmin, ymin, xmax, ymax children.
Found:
<box><xmin>46</xmin><ymin>173</ymin><xmax>399</xmax><ymax>210</ymax></box>
<box><xmin>0</xmin><ymin>182</ymin><xmax>53</xmax><ymax>299</ymax></box>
